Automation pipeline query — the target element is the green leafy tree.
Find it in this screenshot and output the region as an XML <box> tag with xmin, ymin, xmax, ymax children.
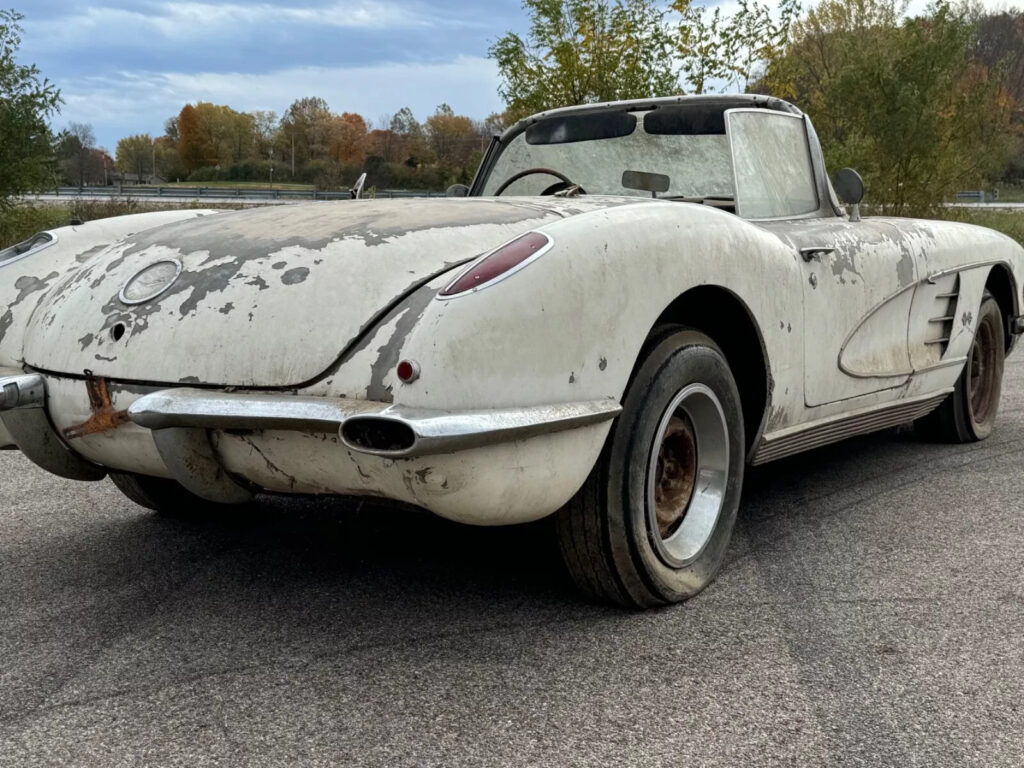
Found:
<box><xmin>489</xmin><ymin>0</ymin><xmax>678</xmax><ymax>120</ymax></box>
<box><xmin>0</xmin><ymin>9</ymin><xmax>61</xmax><ymax>206</ymax></box>
<box><xmin>115</xmin><ymin>133</ymin><xmax>154</xmax><ymax>181</ymax></box>
<box><xmin>673</xmin><ymin>0</ymin><xmax>801</xmax><ymax>94</ymax></box>
<box><xmin>760</xmin><ymin>0</ymin><xmax>1013</xmax><ymax>214</ymax></box>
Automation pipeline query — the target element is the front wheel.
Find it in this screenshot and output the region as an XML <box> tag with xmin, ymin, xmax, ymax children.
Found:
<box><xmin>556</xmin><ymin>327</ymin><xmax>746</xmax><ymax>608</ymax></box>
<box><xmin>915</xmin><ymin>294</ymin><xmax>1005</xmax><ymax>443</ymax></box>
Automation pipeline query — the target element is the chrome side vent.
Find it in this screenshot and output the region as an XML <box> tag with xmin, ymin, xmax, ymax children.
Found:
<box><xmin>925</xmin><ymin>274</ymin><xmax>960</xmax><ymax>357</ymax></box>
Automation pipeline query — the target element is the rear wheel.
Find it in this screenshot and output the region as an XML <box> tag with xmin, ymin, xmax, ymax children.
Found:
<box><xmin>916</xmin><ymin>294</ymin><xmax>1005</xmax><ymax>443</ymax></box>
<box><xmin>556</xmin><ymin>327</ymin><xmax>746</xmax><ymax>608</ymax></box>
<box><xmin>109</xmin><ymin>471</ymin><xmax>231</xmax><ymax>516</ymax></box>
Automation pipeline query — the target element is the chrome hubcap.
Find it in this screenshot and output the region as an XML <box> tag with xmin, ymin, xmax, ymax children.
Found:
<box><xmin>646</xmin><ymin>384</ymin><xmax>730</xmax><ymax>568</ymax></box>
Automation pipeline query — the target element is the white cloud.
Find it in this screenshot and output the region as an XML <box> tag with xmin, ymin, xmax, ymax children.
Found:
<box><xmin>28</xmin><ymin>0</ymin><xmax>438</xmax><ymax>50</ymax></box>
<box><xmin>58</xmin><ymin>55</ymin><xmax>505</xmax><ymax>147</ymax></box>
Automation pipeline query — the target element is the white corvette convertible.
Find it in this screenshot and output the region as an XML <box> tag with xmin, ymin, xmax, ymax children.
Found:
<box><xmin>2</xmin><ymin>95</ymin><xmax>1022</xmax><ymax>606</ymax></box>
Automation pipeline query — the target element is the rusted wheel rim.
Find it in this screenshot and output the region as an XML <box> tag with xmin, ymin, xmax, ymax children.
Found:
<box><xmin>646</xmin><ymin>384</ymin><xmax>730</xmax><ymax>568</ymax></box>
<box><xmin>969</xmin><ymin>317</ymin><xmax>997</xmax><ymax>425</ymax></box>
<box><xmin>653</xmin><ymin>414</ymin><xmax>698</xmax><ymax>538</ymax></box>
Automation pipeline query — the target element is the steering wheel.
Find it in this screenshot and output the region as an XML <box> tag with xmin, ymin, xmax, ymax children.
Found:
<box><xmin>494</xmin><ymin>167</ymin><xmax>576</xmax><ymax>196</ymax></box>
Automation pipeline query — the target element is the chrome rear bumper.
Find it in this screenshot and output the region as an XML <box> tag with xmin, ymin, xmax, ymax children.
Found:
<box><xmin>128</xmin><ymin>388</ymin><xmax>621</xmax><ymax>459</ymax></box>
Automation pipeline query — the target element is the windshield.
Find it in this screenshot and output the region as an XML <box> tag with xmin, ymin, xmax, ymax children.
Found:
<box><xmin>480</xmin><ymin>106</ymin><xmax>735</xmax><ymax>199</ymax></box>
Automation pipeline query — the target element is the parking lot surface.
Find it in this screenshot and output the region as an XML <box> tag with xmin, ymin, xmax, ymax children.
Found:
<box><xmin>2</xmin><ymin>353</ymin><xmax>1023</xmax><ymax>767</ymax></box>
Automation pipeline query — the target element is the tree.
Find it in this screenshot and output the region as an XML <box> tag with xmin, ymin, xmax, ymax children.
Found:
<box><xmin>115</xmin><ymin>134</ymin><xmax>154</xmax><ymax>181</ymax></box>
<box><xmin>280</xmin><ymin>97</ymin><xmax>334</xmax><ymax>172</ymax></box>
<box><xmin>489</xmin><ymin>0</ymin><xmax>677</xmax><ymax>121</ymax></box>
<box><xmin>759</xmin><ymin>0</ymin><xmax>1013</xmax><ymax>214</ymax></box>
<box><xmin>331</xmin><ymin>112</ymin><xmax>368</xmax><ymax>166</ymax></box>
<box><xmin>389</xmin><ymin>106</ymin><xmax>428</xmax><ymax>164</ymax></box>
<box><xmin>57</xmin><ymin>122</ymin><xmax>100</xmax><ymax>186</ymax></box>
<box><xmin>251</xmin><ymin>109</ymin><xmax>278</xmax><ymax>158</ymax></box>
<box><xmin>425</xmin><ymin>104</ymin><xmax>478</xmax><ymax>167</ymax></box>
<box><xmin>0</xmin><ymin>9</ymin><xmax>61</xmax><ymax>205</ymax></box>
<box><xmin>177</xmin><ymin>104</ymin><xmax>211</xmax><ymax>172</ymax></box>
<box><xmin>673</xmin><ymin>0</ymin><xmax>801</xmax><ymax>94</ymax></box>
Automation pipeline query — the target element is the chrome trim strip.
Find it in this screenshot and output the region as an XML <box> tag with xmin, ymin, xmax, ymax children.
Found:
<box><xmin>343</xmin><ymin>399</ymin><xmax>622</xmax><ymax>458</ymax></box>
<box><xmin>129</xmin><ymin>389</ymin><xmax>389</xmax><ymax>432</ymax></box>
<box><xmin>752</xmin><ymin>390</ymin><xmax>951</xmax><ymax>465</ymax></box>
<box><xmin>128</xmin><ymin>388</ymin><xmax>622</xmax><ymax>459</ymax></box>
<box><xmin>0</xmin><ymin>231</ymin><xmax>59</xmax><ymax>269</ymax></box>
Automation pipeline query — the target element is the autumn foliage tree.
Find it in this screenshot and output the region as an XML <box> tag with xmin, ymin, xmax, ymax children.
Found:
<box><xmin>331</xmin><ymin>112</ymin><xmax>368</xmax><ymax>166</ymax></box>
<box><xmin>177</xmin><ymin>104</ymin><xmax>211</xmax><ymax>173</ymax></box>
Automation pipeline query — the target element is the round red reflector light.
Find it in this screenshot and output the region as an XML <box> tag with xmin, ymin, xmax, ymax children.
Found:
<box><xmin>396</xmin><ymin>360</ymin><xmax>420</xmax><ymax>383</ymax></box>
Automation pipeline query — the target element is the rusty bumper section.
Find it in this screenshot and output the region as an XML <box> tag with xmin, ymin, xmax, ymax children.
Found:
<box><xmin>0</xmin><ymin>373</ymin><xmax>107</xmax><ymax>480</ymax></box>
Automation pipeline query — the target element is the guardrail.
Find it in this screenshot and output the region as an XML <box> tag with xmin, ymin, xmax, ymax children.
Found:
<box><xmin>51</xmin><ymin>186</ymin><xmax>445</xmax><ymax>201</ymax></box>
<box><xmin>955</xmin><ymin>190</ymin><xmax>999</xmax><ymax>203</ymax></box>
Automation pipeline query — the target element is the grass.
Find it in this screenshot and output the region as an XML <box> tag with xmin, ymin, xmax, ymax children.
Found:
<box><xmin>159</xmin><ymin>181</ymin><xmax>314</xmax><ymax>190</ymax></box>
<box><xmin>938</xmin><ymin>208</ymin><xmax>1024</xmax><ymax>245</ymax></box>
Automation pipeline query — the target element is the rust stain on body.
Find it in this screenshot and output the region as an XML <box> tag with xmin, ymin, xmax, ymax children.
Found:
<box><xmin>63</xmin><ymin>377</ymin><xmax>131</xmax><ymax>440</ymax></box>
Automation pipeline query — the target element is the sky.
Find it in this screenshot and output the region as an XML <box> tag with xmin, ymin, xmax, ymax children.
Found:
<box><xmin>14</xmin><ymin>0</ymin><xmax>1021</xmax><ymax>151</ymax></box>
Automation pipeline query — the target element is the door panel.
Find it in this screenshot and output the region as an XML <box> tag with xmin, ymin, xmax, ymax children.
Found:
<box><xmin>758</xmin><ymin>219</ymin><xmax>917</xmax><ymax>406</ymax></box>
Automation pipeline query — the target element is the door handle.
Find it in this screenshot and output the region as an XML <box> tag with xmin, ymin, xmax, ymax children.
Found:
<box><xmin>800</xmin><ymin>246</ymin><xmax>836</xmax><ymax>262</ymax></box>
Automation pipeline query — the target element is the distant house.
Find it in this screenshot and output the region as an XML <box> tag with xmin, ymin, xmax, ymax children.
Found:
<box><xmin>108</xmin><ymin>172</ymin><xmax>166</xmax><ymax>186</ymax></box>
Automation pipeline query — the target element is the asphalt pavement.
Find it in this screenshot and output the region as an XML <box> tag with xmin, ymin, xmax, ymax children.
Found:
<box><xmin>2</xmin><ymin>354</ymin><xmax>1023</xmax><ymax>767</ymax></box>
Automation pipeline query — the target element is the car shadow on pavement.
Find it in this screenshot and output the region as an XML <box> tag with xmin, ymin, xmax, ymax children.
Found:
<box><xmin>98</xmin><ymin>424</ymin><xmax>938</xmax><ymax>611</ymax></box>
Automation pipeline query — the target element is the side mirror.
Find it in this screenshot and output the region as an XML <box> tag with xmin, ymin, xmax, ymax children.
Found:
<box><xmin>446</xmin><ymin>184</ymin><xmax>470</xmax><ymax>198</ymax></box>
<box><xmin>833</xmin><ymin>168</ymin><xmax>864</xmax><ymax>222</ymax></box>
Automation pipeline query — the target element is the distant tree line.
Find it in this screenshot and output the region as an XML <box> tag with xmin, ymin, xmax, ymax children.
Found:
<box><xmin>90</xmin><ymin>99</ymin><xmax>495</xmax><ymax>192</ymax></box>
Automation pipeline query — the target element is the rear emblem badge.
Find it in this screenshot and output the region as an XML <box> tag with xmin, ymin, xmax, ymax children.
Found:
<box><xmin>119</xmin><ymin>259</ymin><xmax>183</xmax><ymax>305</ymax></box>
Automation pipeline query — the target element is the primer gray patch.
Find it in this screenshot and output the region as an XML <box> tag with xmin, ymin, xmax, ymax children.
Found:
<box><xmin>281</xmin><ymin>267</ymin><xmax>309</xmax><ymax>285</ymax></box>
<box><xmin>365</xmin><ymin>284</ymin><xmax>439</xmax><ymax>402</ymax></box>
<box><xmin>0</xmin><ymin>272</ymin><xmax>61</xmax><ymax>345</ymax></box>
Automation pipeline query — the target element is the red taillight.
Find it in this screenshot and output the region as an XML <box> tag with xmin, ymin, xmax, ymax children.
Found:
<box><xmin>439</xmin><ymin>232</ymin><xmax>551</xmax><ymax>297</ymax></box>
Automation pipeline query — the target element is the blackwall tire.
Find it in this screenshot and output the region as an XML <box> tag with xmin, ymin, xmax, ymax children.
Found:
<box><xmin>915</xmin><ymin>295</ymin><xmax>1005</xmax><ymax>443</ymax></box>
<box><xmin>556</xmin><ymin>327</ymin><xmax>746</xmax><ymax>608</ymax></box>
<box><xmin>109</xmin><ymin>471</ymin><xmax>230</xmax><ymax>516</ymax></box>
